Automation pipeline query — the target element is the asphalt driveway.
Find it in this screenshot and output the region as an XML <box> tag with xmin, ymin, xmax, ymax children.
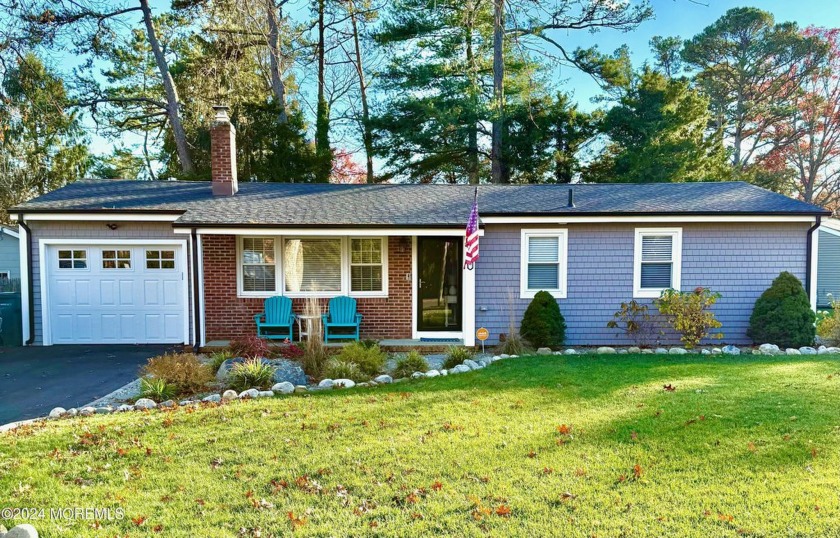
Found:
<box><xmin>0</xmin><ymin>345</ymin><xmax>173</xmax><ymax>424</ymax></box>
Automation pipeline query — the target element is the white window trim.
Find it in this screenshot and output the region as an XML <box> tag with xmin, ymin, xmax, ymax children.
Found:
<box><xmin>144</xmin><ymin>249</ymin><xmax>178</xmax><ymax>270</ymax></box>
<box><xmin>519</xmin><ymin>229</ymin><xmax>568</xmax><ymax>299</ymax></box>
<box><xmin>347</xmin><ymin>237</ymin><xmax>389</xmax><ymax>298</ymax></box>
<box><xmin>0</xmin><ymin>270</ymin><xmax>9</xmax><ymax>280</ymax></box>
<box><xmin>101</xmin><ymin>248</ymin><xmax>133</xmax><ymax>271</ymax></box>
<box><xmin>237</xmin><ymin>236</ymin><xmax>281</xmax><ymax>298</ymax></box>
<box><xmin>633</xmin><ymin>227</ymin><xmax>682</xmax><ymax>299</ymax></box>
<box><xmin>56</xmin><ymin>248</ymin><xmax>90</xmax><ymax>271</ymax></box>
<box><xmin>236</xmin><ymin>235</ymin><xmax>389</xmax><ymax>299</ymax></box>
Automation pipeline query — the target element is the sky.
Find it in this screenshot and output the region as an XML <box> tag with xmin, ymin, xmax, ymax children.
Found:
<box><xmin>76</xmin><ymin>0</ymin><xmax>840</xmax><ymax>161</ymax></box>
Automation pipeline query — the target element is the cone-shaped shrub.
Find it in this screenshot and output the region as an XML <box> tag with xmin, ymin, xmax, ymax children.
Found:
<box><xmin>520</xmin><ymin>290</ymin><xmax>566</xmax><ymax>348</ymax></box>
<box><xmin>748</xmin><ymin>272</ymin><xmax>815</xmax><ymax>348</ymax></box>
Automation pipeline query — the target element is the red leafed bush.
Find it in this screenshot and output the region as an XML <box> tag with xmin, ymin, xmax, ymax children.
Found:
<box><xmin>228</xmin><ymin>335</ymin><xmax>274</xmax><ymax>359</ymax></box>
<box><xmin>277</xmin><ymin>341</ymin><xmax>305</xmax><ymax>359</ymax></box>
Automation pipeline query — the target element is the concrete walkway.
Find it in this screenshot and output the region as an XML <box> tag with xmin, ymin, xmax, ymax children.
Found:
<box><xmin>0</xmin><ymin>345</ymin><xmax>172</xmax><ymax>424</ymax></box>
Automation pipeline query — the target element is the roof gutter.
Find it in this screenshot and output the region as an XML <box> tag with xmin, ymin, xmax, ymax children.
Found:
<box><xmin>17</xmin><ymin>214</ymin><xmax>35</xmax><ymax>346</ymax></box>
<box><xmin>806</xmin><ymin>215</ymin><xmax>822</xmax><ymax>308</ymax></box>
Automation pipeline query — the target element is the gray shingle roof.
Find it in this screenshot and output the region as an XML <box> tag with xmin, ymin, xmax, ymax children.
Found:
<box><xmin>13</xmin><ymin>179</ymin><xmax>829</xmax><ymax>226</ymax></box>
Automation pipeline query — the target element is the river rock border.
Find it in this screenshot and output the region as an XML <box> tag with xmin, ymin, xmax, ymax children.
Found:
<box><xmin>35</xmin><ymin>354</ymin><xmax>514</xmax><ymax>423</ymax></box>
<box><xmin>7</xmin><ymin>344</ymin><xmax>840</xmax><ymax>429</ymax></box>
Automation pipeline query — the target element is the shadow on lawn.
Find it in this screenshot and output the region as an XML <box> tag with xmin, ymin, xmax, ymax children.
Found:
<box><xmin>301</xmin><ymin>354</ymin><xmax>840</xmax><ymax>471</ymax></box>
<box><xmin>309</xmin><ymin>353</ymin><xmax>840</xmax><ymax>403</ymax></box>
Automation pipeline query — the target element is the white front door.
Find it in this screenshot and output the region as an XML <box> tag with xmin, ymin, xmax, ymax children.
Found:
<box><xmin>44</xmin><ymin>243</ymin><xmax>187</xmax><ymax>344</ymax></box>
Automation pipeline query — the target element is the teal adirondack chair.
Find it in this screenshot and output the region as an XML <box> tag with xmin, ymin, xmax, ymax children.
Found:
<box><xmin>254</xmin><ymin>296</ymin><xmax>296</xmax><ymax>340</ymax></box>
<box><xmin>322</xmin><ymin>296</ymin><xmax>362</xmax><ymax>343</ymax></box>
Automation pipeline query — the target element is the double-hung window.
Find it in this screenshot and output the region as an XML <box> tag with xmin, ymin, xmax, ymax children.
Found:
<box><xmin>350</xmin><ymin>238</ymin><xmax>384</xmax><ymax>294</ymax></box>
<box><xmin>520</xmin><ymin>229</ymin><xmax>568</xmax><ymax>299</ymax></box>
<box><xmin>634</xmin><ymin>228</ymin><xmax>682</xmax><ymax>298</ymax></box>
<box><xmin>241</xmin><ymin>238</ymin><xmax>276</xmax><ymax>294</ymax></box>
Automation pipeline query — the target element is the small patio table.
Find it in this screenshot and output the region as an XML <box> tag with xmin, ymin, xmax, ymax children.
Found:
<box><xmin>296</xmin><ymin>314</ymin><xmax>321</xmax><ymax>342</ymax></box>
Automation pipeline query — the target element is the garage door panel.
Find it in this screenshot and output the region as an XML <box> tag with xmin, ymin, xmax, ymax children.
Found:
<box><xmin>53</xmin><ymin>314</ymin><xmax>74</xmax><ymax>341</ymax></box>
<box><xmin>164</xmin><ymin>314</ymin><xmax>181</xmax><ymax>340</ymax></box>
<box><xmin>119</xmin><ymin>314</ymin><xmax>137</xmax><ymax>340</ymax></box>
<box><xmin>145</xmin><ymin>313</ymin><xmax>162</xmax><ymax>340</ymax></box>
<box><xmin>100</xmin><ymin>280</ymin><xmax>116</xmax><ymax>305</ymax></box>
<box><xmin>75</xmin><ymin>280</ymin><xmax>91</xmax><ymax>306</ymax></box>
<box><xmin>47</xmin><ymin>244</ymin><xmax>185</xmax><ymax>345</ymax></box>
<box><xmin>100</xmin><ymin>314</ymin><xmax>118</xmax><ymax>341</ymax></box>
<box><xmin>53</xmin><ymin>279</ymin><xmax>74</xmax><ymax>306</ymax></box>
<box><xmin>144</xmin><ymin>280</ymin><xmax>160</xmax><ymax>306</ymax></box>
<box><xmin>118</xmin><ymin>280</ymin><xmax>134</xmax><ymax>305</ymax></box>
<box><xmin>163</xmin><ymin>280</ymin><xmax>179</xmax><ymax>305</ymax></box>
<box><xmin>75</xmin><ymin>314</ymin><xmax>93</xmax><ymax>340</ymax></box>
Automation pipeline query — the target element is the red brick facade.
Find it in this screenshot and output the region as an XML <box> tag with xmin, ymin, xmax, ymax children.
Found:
<box><xmin>202</xmin><ymin>235</ymin><xmax>413</xmax><ymax>342</ymax></box>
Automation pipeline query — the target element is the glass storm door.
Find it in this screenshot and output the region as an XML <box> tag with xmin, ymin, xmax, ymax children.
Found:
<box><xmin>417</xmin><ymin>237</ymin><xmax>463</xmax><ymax>332</ymax></box>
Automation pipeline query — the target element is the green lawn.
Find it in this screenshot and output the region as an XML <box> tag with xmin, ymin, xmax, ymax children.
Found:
<box><xmin>2</xmin><ymin>354</ymin><xmax>840</xmax><ymax>537</ymax></box>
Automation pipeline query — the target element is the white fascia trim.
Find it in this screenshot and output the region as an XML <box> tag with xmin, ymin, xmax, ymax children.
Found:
<box><xmin>177</xmin><ymin>227</ymin><xmax>484</xmax><ymax>237</ymax></box>
<box><xmin>519</xmin><ymin>228</ymin><xmax>568</xmax><ymax>300</ymax></box>
<box><xmin>38</xmin><ymin>238</ymin><xmax>190</xmax><ymax>346</ymax></box>
<box><xmin>482</xmin><ymin>215</ymin><xmax>817</xmax><ymax>224</ymax></box>
<box><xmin>19</xmin><ymin>213</ymin><xmax>181</xmax><ymax>222</ymax></box>
<box><xmin>633</xmin><ymin>227</ymin><xmax>683</xmax><ymax>299</ymax></box>
<box><xmin>1</xmin><ymin>227</ymin><xmax>20</xmax><ymax>239</ymax></box>
<box><xmin>18</xmin><ymin>225</ymin><xmax>30</xmax><ymax>344</ymax></box>
<box><xmin>819</xmin><ymin>225</ymin><xmax>840</xmax><ymax>239</ymax></box>
<box><xmin>820</xmin><ymin>218</ymin><xmax>840</xmax><ymax>233</ymax></box>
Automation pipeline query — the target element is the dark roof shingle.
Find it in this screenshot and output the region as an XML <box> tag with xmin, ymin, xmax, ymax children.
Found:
<box><xmin>13</xmin><ymin>180</ymin><xmax>829</xmax><ymax>226</ymax></box>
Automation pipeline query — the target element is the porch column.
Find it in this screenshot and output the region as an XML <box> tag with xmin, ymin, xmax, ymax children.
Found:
<box><xmin>464</xmin><ymin>260</ymin><xmax>476</xmax><ymax>347</ymax></box>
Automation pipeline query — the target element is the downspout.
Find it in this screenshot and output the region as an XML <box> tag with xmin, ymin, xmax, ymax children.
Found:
<box><xmin>806</xmin><ymin>215</ymin><xmax>821</xmax><ymax>306</ymax></box>
<box><xmin>18</xmin><ymin>213</ymin><xmax>35</xmax><ymax>345</ymax></box>
<box><xmin>191</xmin><ymin>228</ymin><xmax>202</xmax><ymax>352</ymax></box>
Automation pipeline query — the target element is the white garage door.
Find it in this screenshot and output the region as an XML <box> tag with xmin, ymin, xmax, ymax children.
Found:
<box><xmin>45</xmin><ymin>243</ymin><xmax>187</xmax><ymax>344</ymax></box>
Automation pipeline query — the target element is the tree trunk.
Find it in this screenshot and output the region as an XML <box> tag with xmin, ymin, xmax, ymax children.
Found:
<box><xmin>349</xmin><ymin>2</ymin><xmax>373</xmax><ymax>183</ymax></box>
<box><xmin>266</xmin><ymin>0</ymin><xmax>288</xmax><ymax>124</ymax></box>
<box><xmin>490</xmin><ymin>0</ymin><xmax>506</xmax><ymax>184</ymax></box>
<box><xmin>315</xmin><ymin>0</ymin><xmax>331</xmax><ymax>182</ymax></box>
<box><xmin>465</xmin><ymin>3</ymin><xmax>479</xmax><ymax>186</ymax></box>
<box><xmin>139</xmin><ymin>0</ymin><xmax>194</xmax><ymax>175</ymax></box>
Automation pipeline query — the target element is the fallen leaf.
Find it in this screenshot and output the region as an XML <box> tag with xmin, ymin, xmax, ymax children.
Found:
<box><xmin>287</xmin><ymin>511</ymin><xmax>307</xmax><ymax>529</ymax></box>
<box><xmin>495</xmin><ymin>504</ymin><xmax>512</xmax><ymax>517</ymax></box>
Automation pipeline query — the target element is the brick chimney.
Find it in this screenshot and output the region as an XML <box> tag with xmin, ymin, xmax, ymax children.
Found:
<box><xmin>210</xmin><ymin>105</ymin><xmax>238</xmax><ymax>196</ymax></box>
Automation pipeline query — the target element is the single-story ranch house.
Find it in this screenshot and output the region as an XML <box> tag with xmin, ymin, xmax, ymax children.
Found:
<box><xmin>10</xmin><ymin>108</ymin><xmax>831</xmax><ymax>348</ymax></box>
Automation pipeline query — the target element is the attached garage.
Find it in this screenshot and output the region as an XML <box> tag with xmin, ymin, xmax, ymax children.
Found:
<box><xmin>40</xmin><ymin>241</ymin><xmax>189</xmax><ymax>345</ymax></box>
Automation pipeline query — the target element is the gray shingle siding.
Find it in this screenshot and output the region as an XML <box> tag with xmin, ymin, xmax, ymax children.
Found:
<box><xmin>476</xmin><ymin>222</ymin><xmax>809</xmax><ymax>346</ymax></box>
<box><xmin>25</xmin><ymin>222</ymin><xmax>193</xmax><ymax>345</ymax></box>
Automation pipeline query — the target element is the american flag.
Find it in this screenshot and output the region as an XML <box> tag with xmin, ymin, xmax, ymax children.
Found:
<box><xmin>464</xmin><ymin>188</ymin><xmax>479</xmax><ymax>270</ymax></box>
